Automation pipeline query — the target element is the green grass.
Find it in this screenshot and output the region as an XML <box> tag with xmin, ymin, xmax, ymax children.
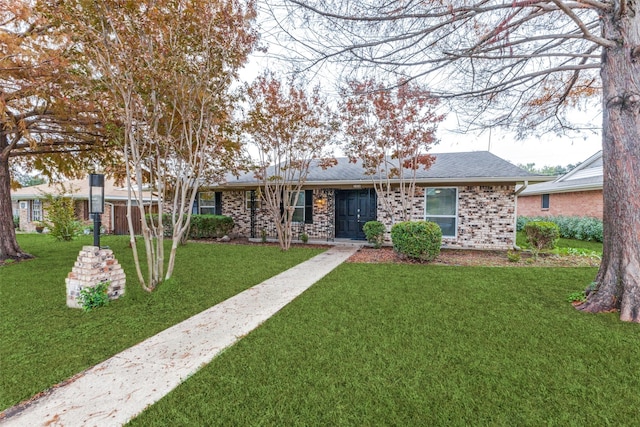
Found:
<box><xmin>128</xmin><ymin>264</ymin><xmax>640</xmax><ymax>426</ymax></box>
<box><xmin>516</xmin><ymin>231</ymin><xmax>603</xmax><ymax>252</ymax></box>
<box><xmin>0</xmin><ymin>234</ymin><xmax>323</xmax><ymax>410</ymax></box>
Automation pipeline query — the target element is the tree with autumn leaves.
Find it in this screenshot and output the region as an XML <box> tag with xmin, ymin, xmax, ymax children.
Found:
<box><xmin>243</xmin><ymin>73</ymin><xmax>337</xmax><ymax>250</ymax></box>
<box><xmin>1</xmin><ymin>1</ymin><xmax>115</xmax><ymax>261</ymax></box>
<box><xmin>340</xmin><ymin>80</ymin><xmax>444</xmax><ymax>224</ymax></box>
<box><xmin>54</xmin><ymin>0</ymin><xmax>258</xmax><ymax>290</ymax></box>
<box><xmin>3</xmin><ymin>0</ymin><xmax>257</xmax><ymax>292</ymax></box>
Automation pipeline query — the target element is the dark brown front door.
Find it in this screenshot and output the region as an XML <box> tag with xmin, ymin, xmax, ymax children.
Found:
<box><xmin>335</xmin><ymin>189</ymin><xmax>377</xmax><ymax>239</ymax></box>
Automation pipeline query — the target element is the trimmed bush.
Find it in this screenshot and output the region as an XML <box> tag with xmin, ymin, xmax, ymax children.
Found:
<box><xmin>517</xmin><ymin>215</ymin><xmax>603</xmax><ymax>242</ymax></box>
<box><xmin>390</xmin><ymin>221</ymin><xmax>442</xmax><ymax>262</ymax></box>
<box><xmin>523</xmin><ymin>221</ymin><xmax>559</xmax><ymax>259</ymax></box>
<box><xmin>362</xmin><ymin>220</ymin><xmax>386</xmax><ymax>249</ymax></box>
<box><xmin>145</xmin><ymin>214</ymin><xmax>234</xmax><ymax>239</ymax></box>
<box><xmin>188</xmin><ymin>215</ymin><xmax>234</xmax><ymax>239</ymax></box>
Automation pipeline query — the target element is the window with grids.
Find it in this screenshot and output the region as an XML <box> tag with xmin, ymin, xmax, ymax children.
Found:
<box><xmin>199</xmin><ymin>192</ymin><xmax>217</xmax><ymax>215</ymax></box>
<box><xmin>424</xmin><ymin>188</ymin><xmax>457</xmax><ymax>237</ymax></box>
<box><xmin>290</xmin><ymin>191</ymin><xmax>305</xmax><ymax>223</ymax></box>
<box><xmin>31</xmin><ymin>200</ymin><xmax>43</xmax><ymax>222</ymax></box>
<box><xmin>245</xmin><ymin>191</ymin><xmax>261</xmax><ymax>210</ymax></box>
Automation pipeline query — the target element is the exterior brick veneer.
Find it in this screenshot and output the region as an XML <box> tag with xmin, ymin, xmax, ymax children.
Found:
<box><xmin>66</xmin><ymin>246</ymin><xmax>126</xmax><ymax>309</ymax></box>
<box><xmin>221</xmin><ymin>184</ymin><xmax>517</xmax><ymax>250</ymax></box>
<box><xmin>221</xmin><ymin>189</ymin><xmax>335</xmax><ymax>240</ymax></box>
<box><xmin>518</xmin><ymin>190</ymin><xmax>603</xmax><ymax>219</ymax></box>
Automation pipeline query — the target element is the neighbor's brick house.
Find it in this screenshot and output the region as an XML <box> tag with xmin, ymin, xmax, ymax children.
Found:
<box><xmin>196</xmin><ymin>152</ymin><xmax>549</xmax><ymax>250</ymax></box>
<box><xmin>517</xmin><ymin>151</ymin><xmax>603</xmax><ymax>219</ymax></box>
<box><xmin>11</xmin><ymin>178</ymin><xmax>154</xmax><ymax>234</ymax></box>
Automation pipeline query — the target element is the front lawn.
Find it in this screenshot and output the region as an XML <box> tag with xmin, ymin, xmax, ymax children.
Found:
<box><xmin>0</xmin><ymin>234</ymin><xmax>324</xmax><ymax>410</ymax></box>
<box><xmin>128</xmin><ymin>264</ymin><xmax>640</xmax><ymax>426</ymax></box>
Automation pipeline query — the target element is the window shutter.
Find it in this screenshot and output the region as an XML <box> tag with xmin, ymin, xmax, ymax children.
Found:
<box><xmin>215</xmin><ymin>192</ymin><xmax>222</xmax><ymax>215</ymax></box>
<box><xmin>304</xmin><ymin>190</ymin><xmax>313</xmax><ymax>224</ymax></box>
<box><xmin>192</xmin><ymin>193</ymin><xmax>199</xmax><ymax>214</ymax></box>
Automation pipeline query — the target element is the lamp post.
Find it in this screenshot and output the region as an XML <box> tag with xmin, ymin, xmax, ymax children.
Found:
<box><xmin>89</xmin><ymin>173</ymin><xmax>105</xmax><ymax>247</ymax></box>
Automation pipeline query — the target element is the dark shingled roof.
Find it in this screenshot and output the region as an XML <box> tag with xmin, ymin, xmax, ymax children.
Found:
<box><xmin>215</xmin><ymin>151</ymin><xmax>550</xmax><ymax>188</ymax></box>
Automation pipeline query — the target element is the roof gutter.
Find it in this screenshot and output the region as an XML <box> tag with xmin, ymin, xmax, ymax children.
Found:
<box><xmin>515</xmin><ymin>180</ymin><xmax>528</xmax><ymax>196</ymax></box>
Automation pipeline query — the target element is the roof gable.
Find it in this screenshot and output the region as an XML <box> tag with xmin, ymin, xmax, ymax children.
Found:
<box><xmin>519</xmin><ymin>151</ymin><xmax>603</xmax><ymax>196</ymax></box>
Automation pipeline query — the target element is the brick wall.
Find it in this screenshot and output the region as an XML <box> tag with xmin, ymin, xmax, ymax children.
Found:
<box><xmin>376</xmin><ymin>185</ymin><xmax>516</xmax><ymax>250</ymax></box>
<box><xmin>518</xmin><ymin>190</ymin><xmax>603</xmax><ymax>219</ymax></box>
<box><xmin>223</xmin><ymin>184</ymin><xmax>517</xmax><ymax>250</ymax></box>
<box><xmin>221</xmin><ymin>189</ymin><xmax>334</xmax><ymax>240</ymax></box>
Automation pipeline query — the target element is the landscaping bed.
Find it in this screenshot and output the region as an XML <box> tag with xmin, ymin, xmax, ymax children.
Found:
<box><xmin>348</xmin><ymin>246</ymin><xmax>601</xmax><ymax>267</ymax></box>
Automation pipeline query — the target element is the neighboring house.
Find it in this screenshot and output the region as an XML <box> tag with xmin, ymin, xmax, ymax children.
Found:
<box><xmin>198</xmin><ymin>151</ymin><xmax>551</xmax><ymax>250</ymax></box>
<box><xmin>517</xmin><ymin>151</ymin><xmax>603</xmax><ymax>219</ymax></box>
<box><xmin>11</xmin><ymin>178</ymin><xmax>154</xmax><ymax>235</ymax></box>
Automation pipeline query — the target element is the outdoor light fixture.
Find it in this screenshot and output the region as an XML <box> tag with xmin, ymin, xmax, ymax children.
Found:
<box><xmin>89</xmin><ymin>173</ymin><xmax>105</xmax><ymax>247</ymax></box>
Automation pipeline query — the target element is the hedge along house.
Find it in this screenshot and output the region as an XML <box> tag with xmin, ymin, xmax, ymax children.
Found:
<box><xmin>11</xmin><ymin>178</ymin><xmax>155</xmax><ymax>235</ymax></box>
<box><xmin>198</xmin><ymin>151</ymin><xmax>551</xmax><ymax>250</ymax></box>
<box><xmin>517</xmin><ymin>151</ymin><xmax>603</xmax><ymax>219</ymax></box>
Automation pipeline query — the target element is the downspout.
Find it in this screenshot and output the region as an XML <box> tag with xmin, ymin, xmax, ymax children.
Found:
<box><xmin>513</xmin><ymin>181</ymin><xmax>528</xmax><ymax>250</ymax></box>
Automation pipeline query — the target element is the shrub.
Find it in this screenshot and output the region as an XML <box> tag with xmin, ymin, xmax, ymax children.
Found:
<box><xmin>523</xmin><ymin>221</ymin><xmax>559</xmax><ymax>259</ymax></box>
<box><xmin>517</xmin><ymin>215</ymin><xmax>603</xmax><ymax>242</ymax></box>
<box><xmin>362</xmin><ymin>220</ymin><xmax>386</xmax><ymax>249</ymax></box>
<box><xmin>145</xmin><ymin>214</ymin><xmax>234</xmax><ymax>239</ymax></box>
<box><xmin>391</xmin><ymin>221</ymin><xmax>442</xmax><ymax>262</ymax></box>
<box><xmin>507</xmin><ymin>250</ymin><xmax>521</xmax><ymax>263</ymax></box>
<box><xmin>188</xmin><ymin>215</ymin><xmax>234</xmax><ymax>239</ymax></box>
<box><xmin>78</xmin><ymin>281</ymin><xmax>110</xmax><ymax>312</ymax></box>
<box><xmin>13</xmin><ymin>215</ymin><xmax>20</xmax><ymax>229</ymax></box>
<box><xmin>42</xmin><ymin>193</ymin><xmax>82</xmax><ymax>241</ymax></box>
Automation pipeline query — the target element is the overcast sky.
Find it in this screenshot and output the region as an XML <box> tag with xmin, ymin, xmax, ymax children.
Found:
<box><xmin>432</xmin><ymin>125</ymin><xmax>602</xmax><ymax>167</ymax></box>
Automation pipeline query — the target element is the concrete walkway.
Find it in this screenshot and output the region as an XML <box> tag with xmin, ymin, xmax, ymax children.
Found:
<box><xmin>1</xmin><ymin>245</ymin><xmax>360</xmax><ymax>427</ymax></box>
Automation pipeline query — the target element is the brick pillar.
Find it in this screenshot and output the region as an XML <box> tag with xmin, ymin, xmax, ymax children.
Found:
<box><xmin>66</xmin><ymin>246</ymin><xmax>126</xmax><ymax>309</ymax></box>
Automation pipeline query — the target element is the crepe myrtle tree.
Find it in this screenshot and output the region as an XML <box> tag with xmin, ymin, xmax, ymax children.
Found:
<box><xmin>243</xmin><ymin>73</ymin><xmax>338</xmax><ymax>250</ymax></box>
<box><xmin>340</xmin><ymin>79</ymin><xmax>444</xmax><ymax>224</ymax></box>
<box><xmin>270</xmin><ymin>0</ymin><xmax>640</xmax><ymax>322</ymax></box>
<box><xmin>57</xmin><ymin>0</ymin><xmax>258</xmax><ymax>290</ymax></box>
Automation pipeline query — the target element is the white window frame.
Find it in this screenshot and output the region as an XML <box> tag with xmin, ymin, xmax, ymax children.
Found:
<box><xmin>424</xmin><ymin>187</ymin><xmax>458</xmax><ymax>238</ymax></box>
<box><xmin>289</xmin><ymin>191</ymin><xmax>305</xmax><ymax>223</ymax></box>
<box><xmin>31</xmin><ymin>199</ymin><xmax>43</xmax><ymax>222</ymax></box>
<box><xmin>198</xmin><ymin>192</ymin><xmax>217</xmax><ymax>215</ymax></box>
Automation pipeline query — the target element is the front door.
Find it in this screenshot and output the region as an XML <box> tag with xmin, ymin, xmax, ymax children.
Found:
<box><xmin>335</xmin><ymin>189</ymin><xmax>377</xmax><ymax>239</ymax></box>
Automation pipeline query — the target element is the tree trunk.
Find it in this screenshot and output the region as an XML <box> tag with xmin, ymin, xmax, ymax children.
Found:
<box><xmin>0</xmin><ymin>151</ymin><xmax>32</xmax><ymax>261</ymax></box>
<box><xmin>577</xmin><ymin>6</ymin><xmax>640</xmax><ymax>322</ymax></box>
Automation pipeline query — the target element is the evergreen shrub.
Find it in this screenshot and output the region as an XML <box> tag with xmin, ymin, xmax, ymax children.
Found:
<box><xmin>362</xmin><ymin>220</ymin><xmax>386</xmax><ymax>248</ymax></box>
<box><xmin>517</xmin><ymin>215</ymin><xmax>603</xmax><ymax>242</ymax></box>
<box><xmin>523</xmin><ymin>221</ymin><xmax>560</xmax><ymax>259</ymax></box>
<box><xmin>391</xmin><ymin>221</ymin><xmax>442</xmax><ymax>262</ymax></box>
<box><xmin>145</xmin><ymin>214</ymin><xmax>234</xmax><ymax>239</ymax></box>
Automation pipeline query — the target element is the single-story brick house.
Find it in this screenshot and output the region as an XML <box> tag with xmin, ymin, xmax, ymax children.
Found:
<box><xmin>517</xmin><ymin>151</ymin><xmax>603</xmax><ymax>219</ymax></box>
<box><xmin>197</xmin><ymin>151</ymin><xmax>551</xmax><ymax>250</ymax></box>
<box><xmin>11</xmin><ymin>178</ymin><xmax>154</xmax><ymax>234</ymax></box>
